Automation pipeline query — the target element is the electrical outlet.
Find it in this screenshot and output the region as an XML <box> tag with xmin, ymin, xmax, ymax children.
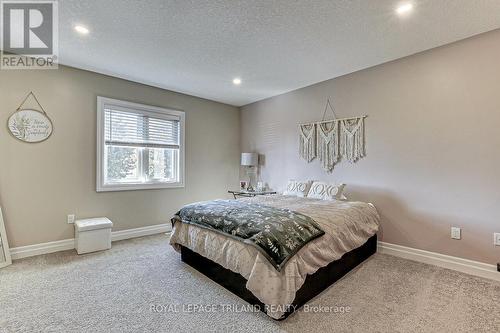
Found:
<box><xmin>451</xmin><ymin>227</ymin><xmax>461</xmax><ymax>240</ymax></box>
<box><xmin>67</xmin><ymin>214</ymin><xmax>75</xmax><ymax>224</ymax></box>
<box><xmin>494</xmin><ymin>233</ymin><xmax>500</xmax><ymax>246</ymax></box>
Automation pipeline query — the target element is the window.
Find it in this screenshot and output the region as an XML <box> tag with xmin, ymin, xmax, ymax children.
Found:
<box><xmin>97</xmin><ymin>97</ymin><xmax>185</xmax><ymax>191</ymax></box>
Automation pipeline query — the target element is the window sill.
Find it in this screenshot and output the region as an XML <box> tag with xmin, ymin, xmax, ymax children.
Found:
<box><xmin>96</xmin><ymin>182</ymin><xmax>185</xmax><ymax>192</ymax></box>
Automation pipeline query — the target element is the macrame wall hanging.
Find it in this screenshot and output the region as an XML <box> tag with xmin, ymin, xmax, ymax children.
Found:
<box><xmin>317</xmin><ymin>120</ymin><xmax>339</xmax><ymax>172</ymax></box>
<box><xmin>298</xmin><ymin>123</ymin><xmax>316</xmax><ymax>162</ymax></box>
<box><xmin>298</xmin><ymin>98</ymin><xmax>366</xmax><ymax>172</ymax></box>
<box><xmin>340</xmin><ymin>117</ymin><xmax>365</xmax><ymax>163</ymax></box>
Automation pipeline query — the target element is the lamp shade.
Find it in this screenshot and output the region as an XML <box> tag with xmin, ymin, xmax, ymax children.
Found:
<box><xmin>241</xmin><ymin>153</ymin><xmax>258</xmax><ymax>166</ymax></box>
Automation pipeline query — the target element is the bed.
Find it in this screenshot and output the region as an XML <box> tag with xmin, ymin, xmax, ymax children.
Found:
<box><xmin>169</xmin><ymin>195</ymin><xmax>380</xmax><ymax>320</ymax></box>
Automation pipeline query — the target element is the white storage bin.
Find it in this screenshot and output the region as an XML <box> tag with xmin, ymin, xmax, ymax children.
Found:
<box><xmin>75</xmin><ymin>217</ymin><xmax>113</xmax><ymax>254</ymax></box>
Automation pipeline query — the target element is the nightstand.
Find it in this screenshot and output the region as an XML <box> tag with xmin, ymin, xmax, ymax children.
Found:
<box><xmin>228</xmin><ymin>190</ymin><xmax>277</xmax><ymax>199</ymax></box>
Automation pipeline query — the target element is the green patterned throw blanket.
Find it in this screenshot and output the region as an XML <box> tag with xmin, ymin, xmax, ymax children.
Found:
<box><xmin>172</xmin><ymin>199</ymin><xmax>325</xmax><ymax>271</ymax></box>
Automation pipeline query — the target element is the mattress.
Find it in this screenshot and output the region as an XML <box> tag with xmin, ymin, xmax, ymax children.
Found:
<box><xmin>169</xmin><ymin>195</ymin><xmax>380</xmax><ymax>319</ymax></box>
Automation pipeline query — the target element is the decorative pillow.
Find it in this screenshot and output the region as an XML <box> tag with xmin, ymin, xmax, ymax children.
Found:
<box><xmin>283</xmin><ymin>180</ymin><xmax>313</xmax><ymax>197</ymax></box>
<box><xmin>307</xmin><ymin>181</ymin><xmax>346</xmax><ymax>200</ymax></box>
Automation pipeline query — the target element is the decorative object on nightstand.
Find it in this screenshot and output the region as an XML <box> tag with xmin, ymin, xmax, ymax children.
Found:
<box><xmin>228</xmin><ymin>190</ymin><xmax>277</xmax><ymax>199</ymax></box>
<box><xmin>241</xmin><ymin>152</ymin><xmax>258</xmax><ymax>191</ymax></box>
<box><xmin>256</xmin><ymin>181</ymin><xmax>265</xmax><ymax>192</ymax></box>
<box><xmin>0</xmin><ymin>207</ymin><xmax>12</xmax><ymax>269</ymax></box>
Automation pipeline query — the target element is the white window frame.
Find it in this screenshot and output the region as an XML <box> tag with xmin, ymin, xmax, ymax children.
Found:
<box><xmin>96</xmin><ymin>97</ymin><xmax>185</xmax><ymax>192</ymax></box>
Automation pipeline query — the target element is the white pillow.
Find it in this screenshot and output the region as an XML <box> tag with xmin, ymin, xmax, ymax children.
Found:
<box><xmin>283</xmin><ymin>180</ymin><xmax>313</xmax><ymax>197</ymax></box>
<box><xmin>307</xmin><ymin>181</ymin><xmax>346</xmax><ymax>200</ymax></box>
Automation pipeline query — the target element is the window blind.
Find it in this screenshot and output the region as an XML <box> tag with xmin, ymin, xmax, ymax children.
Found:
<box><xmin>104</xmin><ymin>107</ymin><xmax>180</xmax><ymax>149</ymax></box>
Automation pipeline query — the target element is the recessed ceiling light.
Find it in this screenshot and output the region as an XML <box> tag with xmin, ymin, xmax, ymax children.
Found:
<box><xmin>74</xmin><ymin>25</ymin><xmax>89</xmax><ymax>35</ymax></box>
<box><xmin>233</xmin><ymin>78</ymin><xmax>242</xmax><ymax>85</ymax></box>
<box><xmin>396</xmin><ymin>3</ymin><xmax>413</xmax><ymax>15</ymax></box>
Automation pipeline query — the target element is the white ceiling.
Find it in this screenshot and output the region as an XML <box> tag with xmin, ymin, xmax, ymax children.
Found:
<box><xmin>59</xmin><ymin>0</ymin><xmax>500</xmax><ymax>106</ymax></box>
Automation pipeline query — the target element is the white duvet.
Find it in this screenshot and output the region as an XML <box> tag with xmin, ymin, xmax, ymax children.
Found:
<box><xmin>169</xmin><ymin>195</ymin><xmax>380</xmax><ymax>319</ymax></box>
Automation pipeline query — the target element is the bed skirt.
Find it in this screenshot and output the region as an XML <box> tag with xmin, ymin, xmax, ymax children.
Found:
<box><xmin>180</xmin><ymin>234</ymin><xmax>377</xmax><ymax>320</ymax></box>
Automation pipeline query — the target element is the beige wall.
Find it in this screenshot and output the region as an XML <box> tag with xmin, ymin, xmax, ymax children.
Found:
<box><xmin>0</xmin><ymin>66</ymin><xmax>240</xmax><ymax>248</ymax></box>
<box><xmin>241</xmin><ymin>29</ymin><xmax>500</xmax><ymax>265</ymax></box>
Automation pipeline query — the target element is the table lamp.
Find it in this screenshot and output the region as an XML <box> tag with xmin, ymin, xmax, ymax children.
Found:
<box><xmin>241</xmin><ymin>153</ymin><xmax>258</xmax><ymax>191</ymax></box>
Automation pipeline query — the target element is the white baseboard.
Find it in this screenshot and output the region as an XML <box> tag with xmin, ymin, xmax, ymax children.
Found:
<box><xmin>111</xmin><ymin>223</ymin><xmax>171</xmax><ymax>242</ymax></box>
<box><xmin>378</xmin><ymin>241</ymin><xmax>500</xmax><ymax>282</ymax></box>
<box><xmin>10</xmin><ymin>223</ymin><xmax>171</xmax><ymax>260</ymax></box>
<box><xmin>10</xmin><ymin>238</ymin><xmax>76</xmax><ymax>260</ymax></box>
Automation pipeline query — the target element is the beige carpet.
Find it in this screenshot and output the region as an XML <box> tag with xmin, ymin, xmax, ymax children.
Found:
<box><xmin>0</xmin><ymin>234</ymin><xmax>499</xmax><ymax>333</ymax></box>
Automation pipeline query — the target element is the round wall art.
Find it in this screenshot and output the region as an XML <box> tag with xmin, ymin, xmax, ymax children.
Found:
<box><xmin>7</xmin><ymin>92</ymin><xmax>53</xmax><ymax>143</ymax></box>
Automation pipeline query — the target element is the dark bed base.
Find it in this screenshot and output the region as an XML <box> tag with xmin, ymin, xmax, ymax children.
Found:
<box><xmin>180</xmin><ymin>234</ymin><xmax>377</xmax><ymax>320</ymax></box>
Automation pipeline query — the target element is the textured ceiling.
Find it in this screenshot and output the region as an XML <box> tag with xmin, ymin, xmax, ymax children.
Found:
<box><xmin>59</xmin><ymin>0</ymin><xmax>500</xmax><ymax>106</ymax></box>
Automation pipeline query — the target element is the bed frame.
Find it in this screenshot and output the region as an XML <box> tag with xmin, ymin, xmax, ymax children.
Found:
<box><xmin>180</xmin><ymin>234</ymin><xmax>377</xmax><ymax>320</ymax></box>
